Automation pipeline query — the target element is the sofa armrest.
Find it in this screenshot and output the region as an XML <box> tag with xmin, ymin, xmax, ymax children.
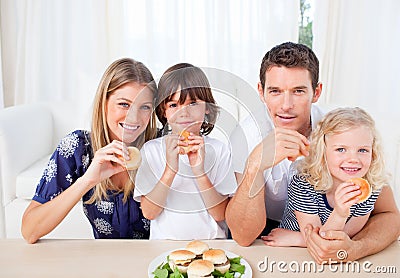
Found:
<box><xmin>0</xmin><ymin>103</ymin><xmax>53</xmax><ymax>205</ymax></box>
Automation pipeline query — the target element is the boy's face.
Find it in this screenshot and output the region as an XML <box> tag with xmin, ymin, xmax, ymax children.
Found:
<box><xmin>258</xmin><ymin>66</ymin><xmax>321</xmax><ymax>137</ymax></box>
<box><xmin>164</xmin><ymin>90</ymin><xmax>208</xmax><ymax>135</ymax></box>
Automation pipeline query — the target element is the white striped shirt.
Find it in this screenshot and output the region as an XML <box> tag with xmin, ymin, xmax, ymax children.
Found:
<box><xmin>280</xmin><ymin>174</ymin><xmax>381</xmax><ymax>231</ymax></box>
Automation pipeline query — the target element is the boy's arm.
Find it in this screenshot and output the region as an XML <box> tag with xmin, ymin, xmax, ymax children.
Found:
<box><xmin>196</xmin><ymin>174</ymin><xmax>229</xmax><ymax>222</ymax></box>
<box><xmin>140</xmin><ymin>168</ymin><xmax>175</xmax><ymax>220</ymax></box>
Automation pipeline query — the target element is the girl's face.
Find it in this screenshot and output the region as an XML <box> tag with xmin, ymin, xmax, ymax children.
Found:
<box><xmin>164</xmin><ymin>90</ymin><xmax>208</xmax><ymax>134</ymax></box>
<box><xmin>106</xmin><ymin>82</ymin><xmax>153</xmax><ymax>143</ymax></box>
<box><xmin>325</xmin><ymin>126</ymin><xmax>373</xmax><ymax>187</ymax></box>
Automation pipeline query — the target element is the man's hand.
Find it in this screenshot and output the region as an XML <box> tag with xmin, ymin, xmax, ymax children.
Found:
<box><xmin>304</xmin><ymin>224</ymin><xmax>359</xmax><ymax>264</ymax></box>
<box><xmin>249</xmin><ymin>128</ymin><xmax>309</xmax><ymax>172</ymax></box>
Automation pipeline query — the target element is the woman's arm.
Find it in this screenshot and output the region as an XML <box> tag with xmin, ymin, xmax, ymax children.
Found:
<box><xmin>21</xmin><ymin>176</ymin><xmax>95</xmax><ymax>244</ymax></box>
<box><xmin>21</xmin><ymin>139</ymin><xmax>128</xmax><ymax>243</ymax></box>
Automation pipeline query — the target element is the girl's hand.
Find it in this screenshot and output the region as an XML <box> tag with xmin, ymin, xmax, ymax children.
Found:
<box><xmin>186</xmin><ymin>134</ymin><xmax>205</xmax><ymax>176</ymax></box>
<box><xmin>164</xmin><ymin>134</ymin><xmax>181</xmax><ymax>174</ymax></box>
<box><xmin>334</xmin><ymin>182</ymin><xmax>361</xmax><ymax>218</ymax></box>
<box><xmin>83</xmin><ymin>140</ymin><xmax>128</xmax><ymax>187</ymax></box>
<box><xmin>261</xmin><ymin>228</ymin><xmax>305</xmax><ymax>247</ymax></box>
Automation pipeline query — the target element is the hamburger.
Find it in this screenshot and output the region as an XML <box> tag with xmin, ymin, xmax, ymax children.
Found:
<box><xmin>168</xmin><ymin>249</ymin><xmax>196</xmax><ymax>273</ymax></box>
<box><xmin>187</xmin><ymin>259</ymin><xmax>214</xmax><ymax>278</ymax></box>
<box><xmin>348</xmin><ymin>177</ymin><xmax>371</xmax><ymax>203</ymax></box>
<box><xmin>186</xmin><ymin>240</ymin><xmax>210</xmax><ymax>259</ymax></box>
<box><xmin>124</xmin><ymin>146</ymin><xmax>142</xmax><ymax>170</ymax></box>
<box><xmin>179</xmin><ymin>130</ymin><xmax>191</xmax><ymax>154</ymax></box>
<box><xmin>202</xmin><ymin>249</ymin><xmax>230</xmax><ymax>274</ymax></box>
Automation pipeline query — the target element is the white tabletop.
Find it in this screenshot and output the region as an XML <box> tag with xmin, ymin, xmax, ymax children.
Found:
<box><xmin>0</xmin><ymin>239</ymin><xmax>399</xmax><ymax>277</ymax></box>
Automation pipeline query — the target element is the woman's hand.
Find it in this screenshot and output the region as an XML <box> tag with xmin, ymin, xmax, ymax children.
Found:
<box><xmin>186</xmin><ymin>134</ymin><xmax>205</xmax><ymax>176</ymax></box>
<box><xmin>82</xmin><ymin>140</ymin><xmax>128</xmax><ymax>187</ymax></box>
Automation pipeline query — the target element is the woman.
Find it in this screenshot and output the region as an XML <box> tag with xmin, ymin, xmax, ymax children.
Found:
<box><xmin>22</xmin><ymin>58</ymin><xmax>157</xmax><ymax>243</ymax></box>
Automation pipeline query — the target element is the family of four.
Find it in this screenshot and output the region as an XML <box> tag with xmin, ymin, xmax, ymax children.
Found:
<box><xmin>21</xmin><ymin>42</ymin><xmax>400</xmax><ymax>263</ymax></box>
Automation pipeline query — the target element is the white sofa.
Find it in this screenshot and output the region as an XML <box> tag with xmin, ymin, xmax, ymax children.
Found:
<box><xmin>0</xmin><ymin>102</ymin><xmax>93</xmax><ymax>239</ymax></box>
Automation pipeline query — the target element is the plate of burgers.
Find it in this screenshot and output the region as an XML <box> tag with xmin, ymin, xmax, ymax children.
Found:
<box><xmin>149</xmin><ymin>240</ymin><xmax>252</xmax><ymax>277</ymax></box>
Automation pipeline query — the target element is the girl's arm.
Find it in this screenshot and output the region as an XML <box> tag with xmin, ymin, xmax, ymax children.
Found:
<box><xmin>295</xmin><ymin>210</ymin><xmax>322</xmax><ymax>243</ymax></box>
<box><xmin>320</xmin><ymin>181</ymin><xmax>361</xmax><ymax>234</ymax></box>
<box><xmin>262</xmin><ymin>228</ymin><xmax>306</xmax><ymax>247</ymax></box>
<box><xmin>22</xmin><ymin>139</ymin><xmax>128</xmax><ymax>243</ymax></box>
<box><xmin>343</xmin><ymin>213</ymin><xmax>370</xmax><ymax>237</ymax></box>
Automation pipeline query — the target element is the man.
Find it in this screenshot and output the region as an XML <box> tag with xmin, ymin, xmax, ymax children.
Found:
<box><xmin>226</xmin><ymin>42</ymin><xmax>400</xmax><ymax>263</ymax></box>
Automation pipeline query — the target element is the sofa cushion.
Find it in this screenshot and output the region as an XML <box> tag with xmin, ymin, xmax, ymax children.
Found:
<box><xmin>16</xmin><ymin>155</ymin><xmax>50</xmax><ymax>200</ymax></box>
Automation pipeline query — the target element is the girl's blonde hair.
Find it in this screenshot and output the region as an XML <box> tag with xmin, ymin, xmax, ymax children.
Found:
<box><xmin>298</xmin><ymin>107</ymin><xmax>388</xmax><ymax>192</ymax></box>
<box><xmin>87</xmin><ymin>58</ymin><xmax>157</xmax><ymax>204</ymax></box>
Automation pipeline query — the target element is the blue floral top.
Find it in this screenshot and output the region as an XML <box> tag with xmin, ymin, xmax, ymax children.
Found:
<box><xmin>33</xmin><ymin>130</ymin><xmax>150</xmax><ymax>239</ymax></box>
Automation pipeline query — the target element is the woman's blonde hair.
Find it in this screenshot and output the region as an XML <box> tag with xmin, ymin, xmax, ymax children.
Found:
<box><xmin>87</xmin><ymin>58</ymin><xmax>157</xmax><ymax>204</ymax></box>
<box><xmin>298</xmin><ymin>107</ymin><xmax>388</xmax><ymax>192</ymax></box>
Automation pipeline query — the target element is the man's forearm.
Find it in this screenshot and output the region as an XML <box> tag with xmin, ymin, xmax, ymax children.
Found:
<box><xmin>226</xmin><ymin>166</ymin><xmax>267</xmax><ymax>247</ymax></box>
<box><xmin>350</xmin><ymin>210</ymin><xmax>400</xmax><ymax>260</ymax></box>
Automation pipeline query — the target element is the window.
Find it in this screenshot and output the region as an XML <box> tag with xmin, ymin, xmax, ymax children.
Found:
<box><xmin>299</xmin><ymin>0</ymin><xmax>314</xmax><ymax>48</ymax></box>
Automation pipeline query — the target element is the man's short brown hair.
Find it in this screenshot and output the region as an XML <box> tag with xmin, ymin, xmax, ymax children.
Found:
<box><xmin>259</xmin><ymin>42</ymin><xmax>319</xmax><ymax>90</ymax></box>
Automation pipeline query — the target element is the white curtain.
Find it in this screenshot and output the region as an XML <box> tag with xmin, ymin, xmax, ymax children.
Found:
<box><xmin>313</xmin><ymin>0</ymin><xmax>400</xmax><ymax>201</ymax></box>
<box><xmin>313</xmin><ymin>0</ymin><xmax>400</xmax><ymax>115</ymax></box>
<box><xmin>0</xmin><ymin>29</ymin><xmax>3</xmax><ymax>109</ymax></box>
<box><xmin>0</xmin><ymin>0</ymin><xmax>299</xmax><ymax>111</ymax></box>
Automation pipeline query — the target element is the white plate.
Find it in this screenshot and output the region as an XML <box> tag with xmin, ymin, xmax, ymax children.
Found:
<box><xmin>148</xmin><ymin>250</ymin><xmax>252</xmax><ymax>277</ymax></box>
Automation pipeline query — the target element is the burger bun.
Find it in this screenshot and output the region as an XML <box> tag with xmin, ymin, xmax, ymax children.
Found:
<box><xmin>124</xmin><ymin>146</ymin><xmax>142</xmax><ymax>170</ymax></box>
<box><xmin>186</xmin><ymin>240</ymin><xmax>210</xmax><ymax>256</ymax></box>
<box><xmin>348</xmin><ymin>177</ymin><xmax>371</xmax><ymax>203</ymax></box>
<box><xmin>187</xmin><ymin>259</ymin><xmax>214</xmax><ymax>278</ymax></box>
<box><xmin>168</xmin><ymin>249</ymin><xmax>196</xmax><ymax>273</ymax></box>
<box><xmin>202</xmin><ymin>249</ymin><xmax>230</xmax><ymax>274</ymax></box>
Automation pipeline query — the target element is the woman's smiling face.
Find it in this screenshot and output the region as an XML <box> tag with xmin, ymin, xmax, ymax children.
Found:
<box><xmin>106</xmin><ymin>82</ymin><xmax>153</xmax><ymax>143</ymax></box>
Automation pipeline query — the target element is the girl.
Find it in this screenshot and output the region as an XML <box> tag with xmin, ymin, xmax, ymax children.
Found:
<box><xmin>262</xmin><ymin>107</ymin><xmax>388</xmax><ymax>247</ymax></box>
<box><xmin>22</xmin><ymin>58</ymin><xmax>157</xmax><ymax>243</ymax></box>
<box><xmin>134</xmin><ymin>63</ymin><xmax>237</xmax><ymax>240</ymax></box>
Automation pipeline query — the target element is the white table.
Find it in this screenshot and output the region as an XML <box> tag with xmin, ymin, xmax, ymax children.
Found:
<box><xmin>0</xmin><ymin>239</ymin><xmax>399</xmax><ymax>277</ymax></box>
